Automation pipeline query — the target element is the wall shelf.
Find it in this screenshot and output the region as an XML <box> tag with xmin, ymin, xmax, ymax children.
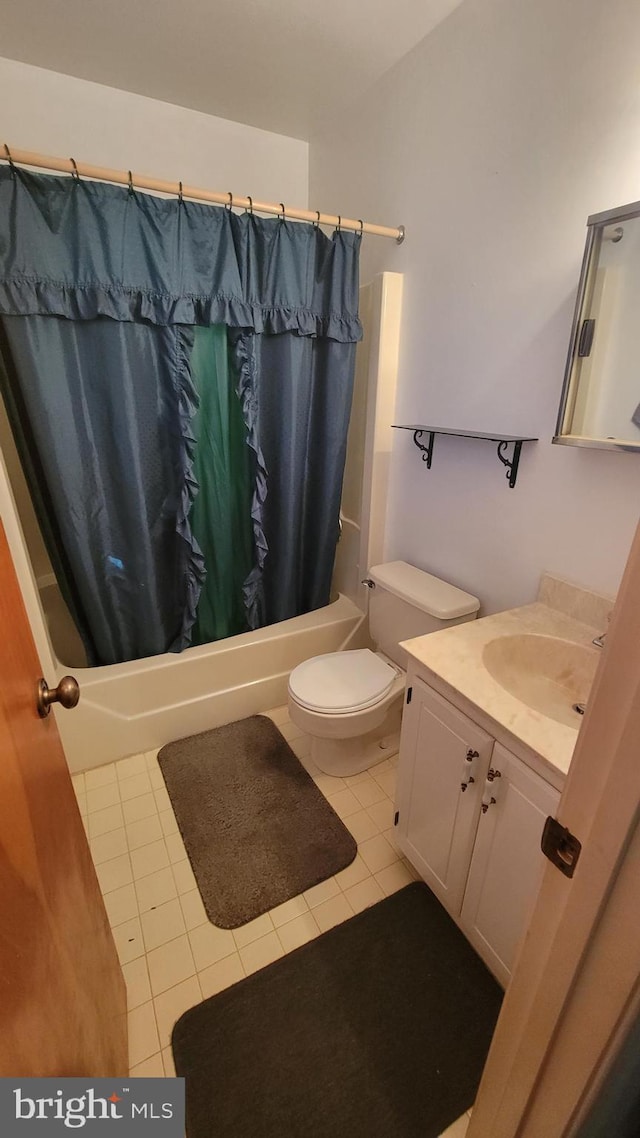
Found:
<box><xmin>393</xmin><ymin>425</ymin><xmax>538</xmax><ymax>489</ymax></box>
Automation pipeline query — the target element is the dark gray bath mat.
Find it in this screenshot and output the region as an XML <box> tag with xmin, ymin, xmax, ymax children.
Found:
<box><xmin>158</xmin><ymin>715</ymin><xmax>357</xmax><ymax>928</ymax></box>
<box><xmin>172</xmin><ymin>882</ymin><xmax>503</xmax><ymax>1138</ymax></box>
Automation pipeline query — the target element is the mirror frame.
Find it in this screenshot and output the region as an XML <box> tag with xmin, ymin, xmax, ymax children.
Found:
<box><xmin>553</xmin><ymin>198</ymin><xmax>640</xmax><ymax>453</ymax></box>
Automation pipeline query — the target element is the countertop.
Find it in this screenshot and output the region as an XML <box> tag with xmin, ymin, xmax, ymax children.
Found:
<box><xmin>400</xmin><ymin>599</ymin><xmax>605</xmax><ymax>780</ymax></box>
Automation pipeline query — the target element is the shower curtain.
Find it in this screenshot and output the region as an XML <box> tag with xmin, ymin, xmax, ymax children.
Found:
<box><xmin>0</xmin><ymin>166</ymin><xmax>362</xmax><ymax>666</ymax></box>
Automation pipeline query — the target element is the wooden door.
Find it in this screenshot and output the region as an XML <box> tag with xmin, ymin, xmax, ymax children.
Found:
<box><xmin>395</xmin><ymin>677</ymin><xmax>494</xmax><ymax>913</ymax></box>
<box><xmin>460</xmin><ymin>743</ymin><xmax>560</xmax><ymax>986</ymax></box>
<box><xmin>0</xmin><ymin>519</ymin><xmax>127</xmax><ymax>1076</ymax></box>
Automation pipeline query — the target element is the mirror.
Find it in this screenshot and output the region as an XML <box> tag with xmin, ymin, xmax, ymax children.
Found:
<box><xmin>554</xmin><ymin>200</ymin><xmax>640</xmax><ymax>452</ymax></box>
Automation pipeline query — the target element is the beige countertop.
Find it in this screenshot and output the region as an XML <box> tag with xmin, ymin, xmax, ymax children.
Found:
<box><xmin>400</xmin><ymin>597</ymin><xmax>607</xmax><ymax>781</ymax></box>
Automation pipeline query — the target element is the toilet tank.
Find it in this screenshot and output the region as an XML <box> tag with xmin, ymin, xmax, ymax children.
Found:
<box><xmin>368</xmin><ymin>561</ymin><xmax>480</xmax><ymax>669</ymax></box>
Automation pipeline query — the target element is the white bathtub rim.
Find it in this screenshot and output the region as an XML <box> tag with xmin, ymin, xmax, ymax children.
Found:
<box><xmin>53</xmin><ymin>592</ymin><xmax>362</xmax><ymax>682</ymax></box>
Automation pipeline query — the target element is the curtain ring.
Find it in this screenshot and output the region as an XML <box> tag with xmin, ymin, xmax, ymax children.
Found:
<box><xmin>3</xmin><ymin>143</ymin><xmax>15</xmax><ymax>168</ymax></box>
<box><xmin>225</xmin><ymin>192</ymin><xmax>233</xmax><ymax>211</ymax></box>
<box><xmin>246</xmin><ymin>195</ymin><xmax>253</xmax><ymax>215</ymax></box>
<box><xmin>178</xmin><ymin>180</ymin><xmax>184</xmax><ymax>205</ymax></box>
<box><xmin>358</xmin><ymin>219</ymin><xmax>364</xmax><ymax>239</ymax></box>
<box><xmin>128</xmin><ymin>170</ymin><xmax>134</xmax><ymax>195</ymax></box>
<box><xmin>70</xmin><ymin>157</ymin><xmax>80</xmax><ymax>182</ymax></box>
<box><xmin>313</xmin><ymin>210</ymin><xmax>320</xmax><ymax>230</ymax></box>
<box><xmin>279</xmin><ymin>202</ymin><xmax>285</xmax><ymax>222</ymax></box>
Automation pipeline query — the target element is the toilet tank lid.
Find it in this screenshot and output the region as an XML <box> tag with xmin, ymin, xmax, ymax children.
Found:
<box><xmin>369</xmin><ymin>561</ymin><xmax>480</xmax><ymax>620</ymax></box>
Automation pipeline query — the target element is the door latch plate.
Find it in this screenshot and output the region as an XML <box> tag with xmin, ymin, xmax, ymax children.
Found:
<box><xmin>541</xmin><ymin>816</ymin><xmax>582</xmax><ymax>878</ymax></box>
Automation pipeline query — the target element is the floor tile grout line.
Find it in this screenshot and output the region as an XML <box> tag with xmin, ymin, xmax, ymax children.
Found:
<box><xmin>101</xmin><ymin>842</ymin><xmax>181</xmax><ymax>897</ymax></box>
<box><xmin>84</xmin><ymin>777</ymin><xmax>173</xmax><ymax>812</ymax></box>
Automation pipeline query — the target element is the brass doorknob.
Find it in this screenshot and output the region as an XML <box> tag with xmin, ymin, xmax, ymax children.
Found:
<box><xmin>37</xmin><ymin>676</ymin><xmax>80</xmax><ymax>718</ymax></box>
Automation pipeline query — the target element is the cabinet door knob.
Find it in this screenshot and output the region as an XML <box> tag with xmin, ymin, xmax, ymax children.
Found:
<box><xmin>481</xmin><ymin>769</ymin><xmax>502</xmax><ymax>812</ymax></box>
<box><xmin>460</xmin><ymin>749</ymin><xmax>479</xmax><ymax>792</ymax></box>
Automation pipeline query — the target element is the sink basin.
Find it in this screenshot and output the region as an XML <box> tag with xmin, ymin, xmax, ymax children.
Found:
<box><xmin>482</xmin><ymin>633</ymin><xmax>598</xmax><ymax>727</ymax></box>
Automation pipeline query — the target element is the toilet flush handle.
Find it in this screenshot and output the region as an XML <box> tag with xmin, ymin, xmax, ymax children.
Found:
<box><xmin>361</xmin><ymin>578</ymin><xmax>376</xmax><ymax>589</ymax></box>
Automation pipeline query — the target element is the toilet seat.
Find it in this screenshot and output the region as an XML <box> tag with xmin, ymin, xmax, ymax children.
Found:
<box><xmin>288</xmin><ymin>649</ymin><xmax>398</xmax><ymax>715</ymax></box>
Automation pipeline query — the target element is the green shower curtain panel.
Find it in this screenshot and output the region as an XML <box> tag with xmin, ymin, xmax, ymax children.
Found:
<box><xmin>189</xmin><ymin>327</ymin><xmax>253</xmax><ymax>644</ymax></box>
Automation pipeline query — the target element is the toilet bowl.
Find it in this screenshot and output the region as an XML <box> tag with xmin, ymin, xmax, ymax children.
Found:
<box><xmin>288</xmin><ymin>648</ymin><xmax>406</xmax><ymax>775</ymax></box>
<box><xmin>288</xmin><ymin>561</ymin><xmax>480</xmax><ymax>776</ymax></box>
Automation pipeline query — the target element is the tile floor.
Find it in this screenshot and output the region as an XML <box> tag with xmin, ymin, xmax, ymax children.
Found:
<box><xmin>71</xmin><ymin>704</ymin><xmax>471</xmax><ymax>1137</ymax></box>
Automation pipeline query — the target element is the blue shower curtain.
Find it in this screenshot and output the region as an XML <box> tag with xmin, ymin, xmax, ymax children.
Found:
<box><xmin>0</xmin><ymin>315</ymin><xmax>203</xmax><ymax>664</ymax></box>
<box><xmin>234</xmin><ymin>330</ymin><xmax>356</xmax><ymax>625</ymax></box>
<box><xmin>0</xmin><ymin>166</ymin><xmax>362</xmax><ymax>665</ymax></box>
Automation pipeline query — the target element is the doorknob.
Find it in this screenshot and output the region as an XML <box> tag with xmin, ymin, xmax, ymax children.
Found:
<box><xmin>37</xmin><ymin>676</ymin><xmax>80</xmax><ymax>718</ymax></box>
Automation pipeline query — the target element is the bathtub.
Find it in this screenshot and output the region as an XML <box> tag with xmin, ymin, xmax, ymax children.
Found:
<box><xmin>39</xmin><ymin>582</ymin><xmax>366</xmax><ymax>773</ymax></box>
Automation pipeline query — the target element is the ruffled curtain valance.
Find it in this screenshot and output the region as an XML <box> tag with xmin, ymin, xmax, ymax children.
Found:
<box><xmin>0</xmin><ymin>166</ymin><xmax>362</xmax><ymax>342</ymax></box>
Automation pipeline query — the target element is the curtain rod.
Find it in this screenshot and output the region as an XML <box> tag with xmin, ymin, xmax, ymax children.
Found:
<box><xmin>1</xmin><ymin>144</ymin><xmax>405</xmax><ymax>244</ymax></box>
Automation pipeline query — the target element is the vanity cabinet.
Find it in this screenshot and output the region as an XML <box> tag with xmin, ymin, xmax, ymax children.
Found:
<box><xmin>395</xmin><ymin>676</ymin><xmax>560</xmax><ymax>986</ymax></box>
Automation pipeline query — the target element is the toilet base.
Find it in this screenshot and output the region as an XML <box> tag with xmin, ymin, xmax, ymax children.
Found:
<box><xmin>311</xmin><ymin>705</ymin><xmax>402</xmax><ymax>777</ymax></box>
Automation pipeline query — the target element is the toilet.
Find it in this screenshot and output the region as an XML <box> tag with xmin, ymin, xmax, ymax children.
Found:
<box><xmin>288</xmin><ymin>561</ymin><xmax>480</xmax><ymax>776</ymax></box>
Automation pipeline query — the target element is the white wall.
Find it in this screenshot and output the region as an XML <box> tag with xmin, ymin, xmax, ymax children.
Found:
<box><xmin>310</xmin><ymin>0</ymin><xmax>640</xmax><ymax>615</ymax></box>
<box><xmin>0</xmin><ymin>56</ymin><xmax>308</xmax><ymax>203</ymax></box>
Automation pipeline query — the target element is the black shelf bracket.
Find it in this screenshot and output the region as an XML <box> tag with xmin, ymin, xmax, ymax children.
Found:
<box><xmin>496</xmin><ymin>439</ymin><xmax>523</xmax><ymax>489</ymax></box>
<box><xmin>412</xmin><ymin>429</ymin><xmax>435</xmax><ymax>467</ymax></box>
<box><xmin>396</xmin><ymin>425</ymin><xmax>537</xmax><ymax>489</ymax></box>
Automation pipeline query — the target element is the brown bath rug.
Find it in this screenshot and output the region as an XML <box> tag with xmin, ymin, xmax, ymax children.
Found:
<box><xmin>158</xmin><ymin>715</ymin><xmax>357</xmax><ymax>928</ymax></box>
<box><xmin>172</xmin><ymin>882</ymin><xmax>503</xmax><ymax>1138</ymax></box>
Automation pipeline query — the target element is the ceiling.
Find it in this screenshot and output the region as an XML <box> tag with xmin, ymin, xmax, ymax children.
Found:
<box><xmin>1</xmin><ymin>0</ymin><xmax>463</xmax><ymax>140</ymax></box>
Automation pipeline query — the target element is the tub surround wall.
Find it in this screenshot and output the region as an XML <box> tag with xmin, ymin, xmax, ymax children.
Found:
<box><xmin>333</xmin><ymin>272</ymin><xmax>404</xmax><ymax>612</ymax></box>
<box><xmin>0</xmin><ymin>394</ymin><xmax>52</xmax><ymax>582</ymax></box>
<box><xmin>310</xmin><ymin>0</ymin><xmax>640</xmax><ymax>615</ymax></box>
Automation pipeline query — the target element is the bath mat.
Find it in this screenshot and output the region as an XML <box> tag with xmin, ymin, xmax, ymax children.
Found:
<box><xmin>172</xmin><ymin>882</ymin><xmax>503</xmax><ymax>1138</ymax></box>
<box><xmin>158</xmin><ymin>715</ymin><xmax>357</xmax><ymax>928</ymax></box>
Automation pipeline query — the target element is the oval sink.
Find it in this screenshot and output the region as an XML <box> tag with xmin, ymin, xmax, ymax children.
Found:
<box><xmin>482</xmin><ymin>633</ymin><xmax>598</xmax><ymax>727</ymax></box>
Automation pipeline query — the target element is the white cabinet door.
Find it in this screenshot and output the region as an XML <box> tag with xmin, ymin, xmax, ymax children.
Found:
<box><xmin>395</xmin><ymin>678</ymin><xmax>494</xmax><ymax>914</ymax></box>
<box><xmin>460</xmin><ymin>742</ymin><xmax>560</xmax><ymax>986</ymax></box>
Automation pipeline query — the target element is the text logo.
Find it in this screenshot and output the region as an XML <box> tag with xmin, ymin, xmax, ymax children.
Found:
<box><xmin>1</xmin><ymin>1078</ymin><xmax>185</xmax><ymax>1135</ymax></box>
